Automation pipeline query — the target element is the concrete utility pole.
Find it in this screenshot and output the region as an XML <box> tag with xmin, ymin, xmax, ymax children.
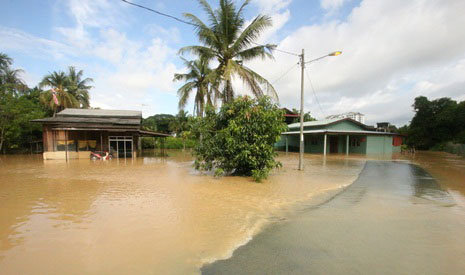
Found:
<box><xmin>297</xmin><ymin>50</ymin><xmax>342</xmax><ymax>171</ymax></box>
<box><xmin>299</xmin><ymin>49</ymin><xmax>305</xmax><ymax>170</ymax></box>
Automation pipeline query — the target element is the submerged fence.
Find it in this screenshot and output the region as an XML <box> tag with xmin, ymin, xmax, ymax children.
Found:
<box><xmin>444</xmin><ymin>142</ymin><xmax>465</xmax><ymax>157</ymax></box>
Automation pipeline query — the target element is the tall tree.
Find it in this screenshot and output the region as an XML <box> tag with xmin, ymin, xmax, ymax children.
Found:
<box><xmin>0</xmin><ymin>53</ymin><xmax>45</xmax><ymax>152</ymax></box>
<box><xmin>67</xmin><ymin>66</ymin><xmax>93</xmax><ymax>108</ymax></box>
<box><xmin>180</xmin><ymin>0</ymin><xmax>277</xmax><ymax>103</ymax></box>
<box><xmin>39</xmin><ymin>71</ymin><xmax>79</xmax><ymax>115</ymax></box>
<box><xmin>0</xmin><ymin>53</ymin><xmax>13</xmax><ymax>71</ymax></box>
<box><xmin>174</xmin><ymin>57</ymin><xmax>215</xmax><ymax>117</ymax></box>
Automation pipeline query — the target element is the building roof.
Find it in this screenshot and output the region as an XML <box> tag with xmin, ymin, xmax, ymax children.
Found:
<box><xmin>31</xmin><ymin>108</ymin><xmax>142</xmax><ymax>128</ymax></box>
<box><xmin>57</xmin><ymin>108</ymin><xmax>142</xmax><ymax>118</ymax></box>
<box><xmin>31</xmin><ymin>116</ymin><xmax>141</xmax><ymax>126</ymax></box>
<box><xmin>288</xmin><ymin>118</ymin><xmax>342</xmax><ymax>128</ymax></box>
<box><xmin>287</xmin><ymin>117</ymin><xmax>375</xmax><ymax>132</ymax></box>
<box><xmin>282</xmin><ymin>129</ymin><xmax>398</xmax><ymax>136</ymax></box>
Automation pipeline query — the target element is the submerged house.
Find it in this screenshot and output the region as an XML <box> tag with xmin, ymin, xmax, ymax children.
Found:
<box><xmin>32</xmin><ymin>108</ymin><xmax>170</xmax><ymax>160</ymax></box>
<box><xmin>276</xmin><ymin>118</ymin><xmax>403</xmax><ymax>155</ymax></box>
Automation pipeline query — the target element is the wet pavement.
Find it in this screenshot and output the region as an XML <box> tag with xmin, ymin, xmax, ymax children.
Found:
<box><xmin>202</xmin><ymin>161</ymin><xmax>465</xmax><ymax>274</ymax></box>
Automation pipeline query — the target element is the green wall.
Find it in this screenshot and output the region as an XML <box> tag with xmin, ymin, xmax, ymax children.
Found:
<box><xmin>366</xmin><ymin>135</ymin><xmax>393</xmax><ymax>154</ymax></box>
<box><xmin>349</xmin><ymin>136</ymin><xmax>367</xmax><ymax>154</ymax></box>
<box><xmin>275</xmin><ymin>132</ymin><xmax>395</xmax><ymax>156</ymax></box>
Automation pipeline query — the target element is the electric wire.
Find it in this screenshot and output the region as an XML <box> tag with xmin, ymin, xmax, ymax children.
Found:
<box><xmin>120</xmin><ymin>0</ymin><xmax>301</xmax><ymax>57</ymax></box>
<box><xmin>250</xmin><ymin>41</ymin><xmax>300</xmax><ymax>56</ymax></box>
<box><xmin>271</xmin><ymin>62</ymin><xmax>299</xmax><ymax>85</ymax></box>
<box><xmin>121</xmin><ymin>0</ymin><xmax>198</xmax><ymax>27</ymax></box>
<box><xmin>305</xmin><ymin>69</ymin><xmax>325</xmax><ymax>117</ymax></box>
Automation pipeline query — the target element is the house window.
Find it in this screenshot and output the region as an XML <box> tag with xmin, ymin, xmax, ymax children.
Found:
<box><xmin>78</xmin><ymin>140</ymin><xmax>97</xmax><ymax>151</ymax></box>
<box><xmin>350</xmin><ymin>137</ymin><xmax>361</xmax><ymax>147</ymax></box>
<box><xmin>56</xmin><ymin>140</ymin><xmax>75</xmax><ymax>151</ymax></box>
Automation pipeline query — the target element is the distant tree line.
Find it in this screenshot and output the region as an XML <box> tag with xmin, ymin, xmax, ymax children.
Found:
<box><xmin>399</xmin><ymin>96</ymin><xmax>465</xmax><ymax>150</ymax></box>
<box><xmin>0</xmin><ymin>52</ymin><xmax>92</xmax><ymax>153</ymax></box>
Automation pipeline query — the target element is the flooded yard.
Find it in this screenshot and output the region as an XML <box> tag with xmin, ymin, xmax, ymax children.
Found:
<box><xmin>1</xmin><ymin>150</ymin><xmax>464</xmax><ymax>274</ymax></box>
<box><xmin>0</xmin><ymin>150</ymin><xmax>363</xmax><ymax>274</ymax></box>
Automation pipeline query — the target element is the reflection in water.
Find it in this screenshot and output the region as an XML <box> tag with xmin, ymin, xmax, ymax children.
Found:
<box><xmin>0</xmin><ymin>151</ymin><xmax>363</xmax><ymax>274</ymax></box>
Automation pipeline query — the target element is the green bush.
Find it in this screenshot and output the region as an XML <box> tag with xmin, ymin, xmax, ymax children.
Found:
<box><xmin>192</xmin><ymin>96</ymin><xmax>287</xmax><ymax>182</ymax></box>
<box><xmin>141</xmin><ymin>136</ymin><xmax>196</xmax><ymax>149</ymax></box>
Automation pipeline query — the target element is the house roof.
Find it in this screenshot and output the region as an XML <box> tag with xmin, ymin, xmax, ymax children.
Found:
<box><xmin>31</xmin><ymin>116</ymin><xmax>141</xmax><ymax>126</ymax></box>
<box><xmin>57</xmin><ymin>108</ymin><xmax>142</xmax><ymax>118</ymax></box>
<box><xmin>31</xmin><ymin>108</ymin><xmax>142</xmax><ymax>127</ymax></box>
<box><xmin>282</xmin><ymin>129</ymin><xmax>398</xmax><ymax>136</ymax></box>
<box><xmin>287</xmin><ymin>117</ymin><xmax>372</xmax><ymax>129</ymax></box>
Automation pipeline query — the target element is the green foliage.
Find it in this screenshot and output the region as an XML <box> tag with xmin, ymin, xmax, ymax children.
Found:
<box><xmin>405</xmin><ymin>96</ymin><xmax>465</xmax><ymax>150</ymax></box>
<box><xmin>192</xmin><ymin>96</ymin><xmax>287</xmax><ymax>182</ymax></box>
<box><xmin>173</xmin><ymin>57</ymin><xmax>216</xmax><ymax>117</ymax></box>
<box><xmin>39</xmin><ymin>67</ymin><xmax>92</xmax><ymax>114</ymax></box>
<box><xmin>180</xmin><ymin>0</ymin><xmax>277</xmax><ymax>103</ymax></box>
<box><xmin>1</xmin><ymin>53</ymin><xmax>47</xmax><ymax>152</ymax></box>
<box><xmin>142</xmin><ymin>114</ymin><xmax>175</xmax><ymax>133</ymax></box>
<box><xmin>290</xmin><ymin>108</ymin><xmax>316</xmax><ymax>123</ymax></box>
<box><xmin>141</xmin><ymin>136</ymin><xmax>196</xmax><ymax>149</ymax></box>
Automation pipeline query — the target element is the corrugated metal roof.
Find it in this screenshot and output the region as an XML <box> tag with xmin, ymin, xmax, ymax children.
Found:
<box><xmin>57</xmin><ymin>108</ymin><xmax>142</xmax><ymax>118</ymax></box>
<box><xmin>31</xmin><ymin>116</ymin><xmax>140</xmax><ymax>125</ymax></box>
<box><xmin>287</xmin><ymin>118</ymin><xmax>343</xmax><ymax>128</ymax></box>
<box><xmin>282</xmin><ymin>129</ymin><xmax>397</xmax><ymax>136</ymax></box>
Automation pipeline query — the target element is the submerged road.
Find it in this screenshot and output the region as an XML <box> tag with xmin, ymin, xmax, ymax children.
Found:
<box><xmin>202</xmin><ymin>161</ymin><xmax>465</xmax><ymax>274</ymax></box>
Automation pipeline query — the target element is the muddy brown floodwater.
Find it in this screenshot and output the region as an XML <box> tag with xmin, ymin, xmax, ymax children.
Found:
<box><xmin>0</xmin><ymin>150</ymin><xmax>364</xmax><ymax>274</ymax></box>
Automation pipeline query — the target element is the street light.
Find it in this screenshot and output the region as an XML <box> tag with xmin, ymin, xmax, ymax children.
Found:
<box><xmin>298</xmin><ymin>50</ymin><xmax>342</xmax><ymax>171</ymax></box>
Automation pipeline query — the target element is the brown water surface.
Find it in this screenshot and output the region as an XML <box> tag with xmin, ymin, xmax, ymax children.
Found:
<box><xmin>0</xmin><ymin>151</ymin><xmax>363</xmax><ymax>274</ymax></box>
<box><xmin>403</xmin><ymin>151</ymin><xmax>465</xmax><ymax>199</ymax></box>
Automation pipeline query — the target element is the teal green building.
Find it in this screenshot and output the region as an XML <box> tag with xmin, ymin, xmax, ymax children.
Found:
<box><xmin>276</xmin><ymin>118</ymin><xmax>403</xmax><ymax>155</ymax></box>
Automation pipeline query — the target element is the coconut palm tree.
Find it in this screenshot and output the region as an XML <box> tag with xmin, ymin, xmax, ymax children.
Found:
<box><xmin>0</xmin><ymin>53</ymin><xmax>12</xmax><ymax>72</ymax></box>
<box><xmin>67</xmin><ymin>66</ymin><xmax>93</xmax><ymax>108</ymax></box>
<box><xmin>39</xmin><ymin>71</ymin><xmax>79</xmax><ymax>116</ymax></box>
<box><xmin>174</xmin><ymin>57</ymin><xmax>216</xmax><ymax>117</ymax></box>
<box><xmin>0</xmin><ymin>68</ymin><xmax>26</xmax><ymax>94</ymax></box>
<box><xmin>180</xmin><ymin>0</ymin><xmax>277</xmax><ymax>103</ymax></box>
<box><xmin>0</xmin><ymin>53</ymin><xmax>25</xmax><ymax>95</ymax></box>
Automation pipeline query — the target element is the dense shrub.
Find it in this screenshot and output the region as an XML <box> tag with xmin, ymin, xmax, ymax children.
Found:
<box><xmin>192</xmin><ymin>96</ymin><xmax>287</xmax><ymax>182</ymax></box>
<box><xmin>141</xmin><ymin>136</ymin><xmax>196</xmax><ymax>149</ymax></box>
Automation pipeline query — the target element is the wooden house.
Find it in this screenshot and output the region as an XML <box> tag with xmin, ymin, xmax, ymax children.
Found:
<box><xmin>32</xmin><ymin>108</ymin><xmax>170</xmax><ymax>160</ymax></box>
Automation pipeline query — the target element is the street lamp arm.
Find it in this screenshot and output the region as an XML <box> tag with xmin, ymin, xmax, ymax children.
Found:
<box><xmin>304</xmin><ymin>51</ymin><xmax>342</xmax><ymax>64</ymax></box>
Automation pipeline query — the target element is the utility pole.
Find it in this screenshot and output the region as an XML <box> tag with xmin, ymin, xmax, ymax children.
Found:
<box><xmin>297</xmin><ymin>50</ymin><xmax>342</xmax><ymax>171</ymax></box>
<box><xmin>299</xmin><ymin>49</ymin><xmax>305</xmax><ymax>170</ymax></box>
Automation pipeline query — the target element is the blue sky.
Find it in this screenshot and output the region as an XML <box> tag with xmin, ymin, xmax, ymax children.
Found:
<box><xmin>1</xmin><ymin>0</ymin><xmax>465</xmax><ymax>126</ymax></box>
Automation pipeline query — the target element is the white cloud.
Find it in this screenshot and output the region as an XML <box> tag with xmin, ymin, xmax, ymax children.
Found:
<box><xmin>245</xmin><ymin>0</ymin><xmax>465</xmax><ymax>125</ymax></box>
<box><xmin>320</xmin><ymin>0</ymin><xmax>350</xmax><ymax>11</ymax></box>
<box><xmin>0</xmin><ymin>26</ymin><xmax>74</xmax><ymax>60</ymax></box>
<box><xmin>253</xmin><ymin>0</ymin><xmax>292</xmax><ymax>14</ymax></box>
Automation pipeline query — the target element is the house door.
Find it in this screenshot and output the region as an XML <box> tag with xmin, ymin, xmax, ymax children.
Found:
<box><xmin>329</xmin><ymin>136</ymin><xmax>339</xmax><ymax>153</ymax></box>
<box><xmin>108</xmin><ymin>136</ymin><xmax>133</xmax><ymax>158</ymax></box>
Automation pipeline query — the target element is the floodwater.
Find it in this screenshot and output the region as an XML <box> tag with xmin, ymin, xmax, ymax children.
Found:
<box><xmin>203</xmin><ymin>157</ymin><xmax>465</xmax><ymax>274</ymax></box>
<box><xmin>0</xmin><ymin>151</ymin><xmax>364</xmax><ymax>274</ymax></box>
<box><xmin>203</xmin><ymin>160</ymin><xmax>465</xmax><ymax>274</ymax></box>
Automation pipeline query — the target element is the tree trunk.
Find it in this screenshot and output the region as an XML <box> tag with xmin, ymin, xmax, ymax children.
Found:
<box><xmin>0</xmin><ymin>125</ymin><xmax>4</xmax><ymax>154</ymax></box>
<box><xmin>225</xmin><ymin>80</ymin><xmax>234</xmax><ymax>103</ymax></box>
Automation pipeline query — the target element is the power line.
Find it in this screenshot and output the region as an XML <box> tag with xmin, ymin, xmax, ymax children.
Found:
<box><xmin>305</xmin><ymin>69</ymin><xmax>325</xmax><ymax>118</ymax></box>
<box><xmin>272</xmin><ymin>62</ymin><xmax>299</xmax><ymax>85</ymax></box>
<box><xmin>251</xmin><ymin>41</ymin><xmax>300</xmax><ymax>57</ymax></box>
<box><xmin>120</xmin><ymin>0</ymin><xmax>301</xmax><ymax>57</ymax></box>
<box><xmin>120</xmin><ymin>0</ymin><xmax>197</xmax><ymax>27</ymax></box>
